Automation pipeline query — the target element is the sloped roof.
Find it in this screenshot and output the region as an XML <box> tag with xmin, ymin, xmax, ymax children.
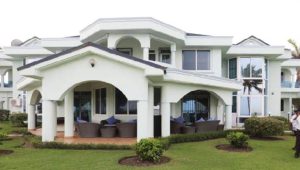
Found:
<box><xmin>17</xmin><ymin>42</ymin><xmax>167</xmax><ymax>71</ymax></box>
<box><xmin>236</xmin><ymin>35</ymin><xmax>270</xmax><ymax>46</ymax></box>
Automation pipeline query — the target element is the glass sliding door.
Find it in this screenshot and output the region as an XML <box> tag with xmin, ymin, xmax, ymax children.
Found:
<box><xmin>74</xmin><ymin>91</ymin><xmax>91</xmax><ymax>122</ymax></box>
<box><xmin>181</xmin><ymin>91</ymin><xmax>210</xmax><ymax>123</ymax></box>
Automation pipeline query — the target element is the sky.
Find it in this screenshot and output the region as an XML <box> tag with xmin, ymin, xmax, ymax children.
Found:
<box><xmin>0</xmin><ymin>0</ymin><xmax>299</xmax><ymax>49</ymax></box>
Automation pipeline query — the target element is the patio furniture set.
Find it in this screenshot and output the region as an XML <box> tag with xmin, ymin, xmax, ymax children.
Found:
<box><xmin>75</xmin><ymin>116</ymin><xmax>137</xmax><ymax>138</ymax></box>
<box><xmin>171</xmin><ymin>116</ymin><xmax>224</xmax><ymax>134</ymax></box>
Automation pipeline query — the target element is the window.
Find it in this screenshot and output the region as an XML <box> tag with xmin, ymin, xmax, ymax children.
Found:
<box><xmin>181</xmin><ymin>91</ymin><xmax>210</xmax><ymax>123</ymax></box>
<box><xmin>95</xmin><ymin>88</ymin><xmax>106</xmax><ymax>114</ymax></box>
<box><xmin>182</xmin><ymin>50</ymin><xmax>210</xmax><ymax>70</ymax></box>
<box><xmin>232</xmin><ymin>92</ymin><xmax>237</xmax><ymax>113</ymax></box>
<box><xmin>229</xmin><ymin>58</ymin><xmax>237</xmax><ymax>79</ymax></box>
<box><xmin>149</xmin><ymin>50</ymin><xmax>156</xmax><ymax>61</ymax></box>
<box><xmin>117</xmin><ymin>48</ymin><xmax>132</xmax><ymax>55</ymax></box>
<box><xmin>281</xmin><ymin>99</ymin><xmax>284</xmax><ymax>111</ymax></box>
<box><xmin>159</xmin><ymin>48</ymin><xmax>171</xmax><ymax>64</ymax></box>
<box><xmin>115</xmin><ymin>88</ymin><xmax>137</xmax><ymax>115</ymax></box>
<box><xmin>240</xmin><ymin>57</ymin><xmax>264</xmax><ymax>78</ymax></box>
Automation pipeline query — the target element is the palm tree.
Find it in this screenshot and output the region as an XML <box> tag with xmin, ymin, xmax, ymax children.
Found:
<box><xmin>288</xmin><ymin>39</ymin><xmax>300</xmax><ymax>58</ymax></box>
<box><xmin>242</xmin><ymin>79</ymin><xmax>263</xmax><ymax>115</ymax></box>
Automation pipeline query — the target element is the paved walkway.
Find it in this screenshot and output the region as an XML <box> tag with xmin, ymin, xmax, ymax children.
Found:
<box><xmin>29</xmin><ymin>128</ymin><xmax>136</xmax><ymax>145</ymax></box>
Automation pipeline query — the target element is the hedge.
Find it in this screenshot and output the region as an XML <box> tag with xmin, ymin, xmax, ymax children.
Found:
<box><xmin>10</xmin><ymin>113</ymin><xmax>27</xmax><ymax>127</ymax></box>
<box><xmin>244</xmin><ymin>117</ymin><xmax>284</xmax><ymax>137</ymax></box>
<box><xmin>0</xmin><ymin>109</ymin><xmax>10</xmax><ymax>121</ymax></box>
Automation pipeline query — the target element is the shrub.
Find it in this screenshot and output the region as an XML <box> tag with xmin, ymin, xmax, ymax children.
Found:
<box><xmin>0</xmin><ymin>109</ymin><xmax>10</xmax><ymax>121</ymax></box>
<box><xmin>226</xmin><ymin>132</ymin><xmax>249</xmax><ymax>148</ymax></box>
<box><xmin>0</xmin><ymin>132</ymin><xmax>8</xmax><ymax>141</ymax></box>
<box><xmin>136</xmin><ymin>139</ymin><xmax>164</xmax><ymax>162</ymax></box>
<box><xmin>244</xmin><ymin>117</ymin><xmax>284</xmax><ymax>137</ymax></box>
<box><xmin>270</xmin><ymin>116</ymin><xmax>290</xmax><ymax>130</ymax></box>
<box><xmin>10</xmin><ymin>113</ymin><xmax>27</xmax><ymax>127</ymax></box>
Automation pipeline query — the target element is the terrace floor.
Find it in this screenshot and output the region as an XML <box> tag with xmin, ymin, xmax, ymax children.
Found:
<box><xmin>29</xmin><ymin>127</ymin><xmax>137</xmax><ymax>145</ymax></box>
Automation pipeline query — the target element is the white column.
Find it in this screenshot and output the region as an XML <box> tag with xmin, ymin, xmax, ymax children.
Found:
<box><xmin>143</xmin><ymin>47</ymin><xmax>149</xmax><ymax>61</ymax></box>
<box><xmin>161</xmin><ymin>102</ymin><xmax>171</xmax><ymax>137</ymax></box>
<box><xmin>64</xmin><ymin>90</ymin><xmax>74</xmax><ymax>137</ymax></box>
<box><xmin>137</xmin><ymin>100</ymin><xmax>149</xmax><ymax>141</ymax></box>
<box><xmin>27</xmin><ymin>104</ymin><xmax>36</xmax><ymax>130</ymax></box>
<box><xmin>148</xmin><ymin>85</ymin><xmax>154</xmax><ymax>138</ymax></box>
<box><xmin>225</xmin><ymin>105</ymin><xmax>232</xmax><ymax>130</ymax></box>
<box><xmin>0</xmin><ymin>74</ymin><xmax>4</xmax><ymax>87</ymax></box>
<box><xmin>170</xmin><ymin>44</ymin><xmax>176</xmax><ymax>67</ymax></box>
<box><xmin>42</xmin><ymin>100</ymin><xmax>57</xmax><ymax>142</ymax></box>
<box><xmin>289</xmin><ymin>98</ymin><xmax>293</xmax><ymax>115</ymax></box>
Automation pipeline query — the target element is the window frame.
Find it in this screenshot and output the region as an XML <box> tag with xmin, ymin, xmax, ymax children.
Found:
<box><xmin>116</xmin><ymin>48</ymin><xmax>133</xmax><ymax>56</ymax></box>
<box><xmin>95</xmin><ymin>88</ymin><xmax>106</xmax><ymax>115</ymax></box>
<box><xmin>182</xmin><ymin>49</ymin><xmax>211</xmax><ymax>71</ymax></box>
<box><xmin>115</xmin><ymin>88</ymin><xmax>137</xmax><ymax>115</ymax></box>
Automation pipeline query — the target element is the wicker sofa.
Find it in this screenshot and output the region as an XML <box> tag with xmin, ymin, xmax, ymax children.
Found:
<box><xmin>194</xmin><ymin>120</ymin><xmax>220</xmax><ymax>133</ymax></box>
<box><xmin>76</xmin><ymin>122</ymin><xmax>100</xmax><ymax>138</ymax></box>
<box><xmin>116</xmin><ymin>122</ymin><xmax>137</xmax><ymax>137</ymax></box>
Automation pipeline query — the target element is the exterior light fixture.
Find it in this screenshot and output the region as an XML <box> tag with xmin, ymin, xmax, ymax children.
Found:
<box><xmin>89</xmin><ymin>58</ymin><xmax>95</xmax><ymax>67</ymax></box>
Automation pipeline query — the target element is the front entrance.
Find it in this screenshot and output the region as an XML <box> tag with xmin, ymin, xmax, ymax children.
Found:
<box><xmin>74</xmin><ymin>91</ymin><xmax>91</xmax><ymax>122</ymax></box>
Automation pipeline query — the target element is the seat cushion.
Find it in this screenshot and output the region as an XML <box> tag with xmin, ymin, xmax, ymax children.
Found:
<box><xmin>107</xmin><ymin>116</ymin><xmax>117</xmax><ymax>124</ymax></box>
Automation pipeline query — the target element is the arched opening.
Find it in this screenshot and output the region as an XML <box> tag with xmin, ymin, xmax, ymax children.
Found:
<box><xmin>68</xmin><ymin>81</ymin><xmax>137</xmax><ymax>123</ymax></box>
<box><xmin>173</xmin><ymin>90</ymin><xmax>225</xmax><ymax>124</ymax></box>
<box><xmin>115</xmin><ymin>36</ymin><xmax>142</xmax><ymax>58</ymax></box>
<box><xmin>149</xmin><ymin>38</ymin><xmax>171</xmax><ymax>63</ymax></box>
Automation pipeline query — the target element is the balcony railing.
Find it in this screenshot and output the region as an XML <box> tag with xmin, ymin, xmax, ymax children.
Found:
<box><xmin>281</xmin><ymin>80</ymin><xmax>300</xmax><ymax>88</ymax></box>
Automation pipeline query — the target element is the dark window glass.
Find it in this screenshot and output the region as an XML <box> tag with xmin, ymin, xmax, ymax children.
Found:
<box><xmin>115</xmin><ymin>88</ymin><xmax>128</xmax><ymax>114</ymax></box>
<box><xmin>116</xmin><ymin>48</ymin><xmax>132</xmax><ymax>55</ymax></box>
<box><xmin>149</xmin><ymin>50</ymin><xmax>156</xmax><ymax>61</ymax></box>
<box><xmin>251</xmin><ymin>58</ymin><xmax>263</xmax><ymax>78</ymax></box>
<box><xmin>232</xmin><ymin>96</ymin><xmax>237</xmax><ymax>113</ymax></box>
<box><xmin>229</xmin><ymin>58</ymin><xmax>237</xmax><ymax>79</ymax></box>
<box><xmin>281</xmin><ymin>99</ymin><xmax>284</xmax><ymax>111</ymax></box>
<box><xmin>197</xmin><ymin>50</ymin><xmax>210</xmax><ymax>70</ymax></box>
<box><xmin>154</xmin><ymin>87</ymin><xmax>161</xmax><ymax>106</ymax></box>
<box><xmin>128</xmin><ymin>101</ymin><xmax>137</xmax><ymax>115</ymax></box>
<box><xmin>100</xmin><ymin>88</ymin><xmax>106</xmax><ymax>114</ymax></box>
<box><xmin>95</xmin><ymin>88</ymin><xmax>106</xmax><ymax>114</ymax></box>
<box><xmin>182</xmin><ymin>50</ymin><xmax>196</xmax><ymax>70</ymax></box>
<box><xmin>161</xmin><ymin>54</ymin><xmax>171</xmax><ymax>64</ymax></box>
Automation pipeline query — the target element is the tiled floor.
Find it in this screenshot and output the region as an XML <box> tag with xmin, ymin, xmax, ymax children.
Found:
<box><xmin>29</xmin><ymin>128</ymin><xmax>136</xmax><ymax>145</ymax></box>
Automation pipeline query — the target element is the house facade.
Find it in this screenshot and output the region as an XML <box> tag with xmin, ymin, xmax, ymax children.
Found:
<box><xmin>0</xmin><ymin>17</ymin><xmax>293</xmax><ymax>142</ymax></box>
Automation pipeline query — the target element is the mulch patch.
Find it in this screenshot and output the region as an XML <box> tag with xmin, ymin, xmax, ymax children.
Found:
<box><xmin>0</xmin><ymin>150</ymin><xmax>14</xmax><ymax>156</ymax></box>
<box><xmin>251</xmin><ymin>136</ymin><xmax>285</xmax><ymax>141</ymax></box>
<box><xmin>119</xmin><ymin>155</ymin><xmax>170</xmax><ymax>166</ymax></box>
<box><xmin>216</xmin><ymin>144</ymin><xmax>253</xmax><ymax>152</ymax></box>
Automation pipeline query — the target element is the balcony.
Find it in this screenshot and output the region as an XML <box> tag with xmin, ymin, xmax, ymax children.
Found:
<box><xmin>281</xmin><ymin>80</ymin><xmax>300</xmax><ymax>88</ymax></box>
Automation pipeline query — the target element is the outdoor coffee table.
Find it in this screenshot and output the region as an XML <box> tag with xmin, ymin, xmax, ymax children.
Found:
<box><xmin>100</xmin><ymin>124</ymin><xmax>117</xmax><ymax>137</ymax></box>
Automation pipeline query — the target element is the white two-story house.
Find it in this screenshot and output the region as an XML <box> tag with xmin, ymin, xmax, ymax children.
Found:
<box><xmin>0</xmin><ymin>17</ymin><xmax>293</xmax><ymax>142</ymax></box>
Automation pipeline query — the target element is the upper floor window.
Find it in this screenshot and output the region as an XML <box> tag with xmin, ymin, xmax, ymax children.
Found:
<box><xmin>182</xmin><ymin>50</ymin><xmax>210</xmax><ymax>70</ymax></box>
<box><xmin>240</xmin><ymin>57</ymin><xmax>264</xmax><ymax>78</ymax></box>
<box><xmin>229</xmin><ymin>58</ymin><xmax>237</xmax><ymax>79</ymax></box>
<box><xmin>159</xmin><ymin>48</ymin><xmax>171</xmax><ymax>64</ymax></box>
<box><xmin>149</xmin><ymin>50</ymin><xmax>156</xmax><ymax>61</ymax></box>
<box><xmin>117</xmin><ymin>48</ymin><xmax>132</xmax><ymax>55</ymax></box>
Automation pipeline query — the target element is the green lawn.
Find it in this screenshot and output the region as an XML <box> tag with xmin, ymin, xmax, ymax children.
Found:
<box><xmin>1</xmin><ymin>121</ymin><xmax>300</xmax><ymax>170</ymax></box>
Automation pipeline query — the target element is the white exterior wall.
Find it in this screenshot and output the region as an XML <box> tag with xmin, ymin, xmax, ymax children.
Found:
<box><xmin>268</xmin><ymin>60</ymin><xmax>282</xmax><ymax>116</ymax></box>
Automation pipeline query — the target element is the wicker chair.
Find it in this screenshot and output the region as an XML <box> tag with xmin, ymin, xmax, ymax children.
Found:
<box><xmin>116</xmin><ymin>122</ymin><xmax>137</xmax><ymax>137</ymax></box>
<box><xmin>194</xmin><ymin>120</ymin><xmax>220</xmax><ymax>133</ymax></box>
<box><xmin>171</xmin><ymin>121</ymin><xmax>185</xmax><ymax>134</ymax></box>
<box><xmin>76</xmin><ymin>122</ymin><xmax>100</xmax><ymax>138</ymax></box>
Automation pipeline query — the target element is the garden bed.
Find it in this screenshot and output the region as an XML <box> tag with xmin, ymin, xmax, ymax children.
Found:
<box><xmin>216</xmin><ymin>144</ymin><xmax>253</xmax><ymax>152</ymax></box>
<box><xmin>0</xmin><ymin>149</ymin><xmax>14</xmax><ymax>156</ymax></box>
<box><xmin>119</xmin><ymin>155</ymin><xmax>170</xmax><ymax>166</ymax></box>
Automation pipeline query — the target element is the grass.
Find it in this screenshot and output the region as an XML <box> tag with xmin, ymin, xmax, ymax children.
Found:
<box><xmin>1</xmin><ymin>121</ymin><xmax>300</xmax><ymax>170</ymax></box>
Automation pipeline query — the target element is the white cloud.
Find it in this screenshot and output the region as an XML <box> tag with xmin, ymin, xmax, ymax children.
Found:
<box><xmin>0</xmin><ymin>0</ymin><xmax>299</xmax><ymax>48</ymax></box>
